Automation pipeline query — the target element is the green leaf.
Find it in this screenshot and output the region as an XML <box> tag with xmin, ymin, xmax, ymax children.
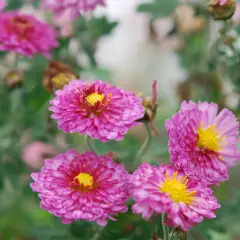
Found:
<box><xmin>5</xmin><ymin>0</ymin><xmax>23</xmax><ymax>10</ymax></box>
<box><xmin>137</xmin><ymin>0</ymin><xmax>179</xmax><ymax>19</ymax></box>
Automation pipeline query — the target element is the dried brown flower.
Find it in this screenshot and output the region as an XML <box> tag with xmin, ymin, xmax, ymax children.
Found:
<box><xmin>208</xmin><ymin>0</ymin><xmax>236</xmax><ymax>20</ymax></box>
<box><xmin>4</xmin><ymin>70</ymin><xmax>23</xmax><ymax>88</ymax></box>
<box><xmin>43</xmin><ymin>61</ymin><xmax>78</xmax><ymax>93</ymax></box>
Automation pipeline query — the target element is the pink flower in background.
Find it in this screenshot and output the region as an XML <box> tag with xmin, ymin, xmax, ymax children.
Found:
<box><xmin>166</xmin><ymin>101</ymin><xmax>240</xmax><ymax>185</ymax></box>
<box><xmin>30</xmin><ymin>150</ymin><xmax>129</xmax><ymax>226</ymax></box>
<box><xmin>43</xmin><ymin>0</ymin><xmax>105</xmax><ymax>19</ymax></box>
<box><xmin>130</xmin><ymin>163</ymin><xmax>220</xmax><ymax>231</ymax></box>
<box><xmin>219</xmin><ymin>0</ymin><xmax>229</xmax><ymax>6</ymax></box>
<box><xmin>0</xmin><ymin>11</ymin><xmax>58</xmax><ymax>58</ymax></box>
<box><xmin>50</xmin><ymin>80</ymin><xmax>144</xmax><ymax>142</ymax></box>
<box><xmin>233</xmin><ymin>3</ymin><xmax>240</xmax><ymax>23</ymax></box>
<box><xmin>22</xmin><ymin>141</ymin><xmax>57</xmax><ymax>169</ymax></box>
<box><xmin>0</xmin><ymin>0</ymin><xmax>5</xmax><ymax>11</ymax></box>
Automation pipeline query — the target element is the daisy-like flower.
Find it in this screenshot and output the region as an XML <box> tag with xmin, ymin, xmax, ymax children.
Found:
<box><xmin>0</xmin><ymin>11</ymin><xmax>58</xmax><ymax>58</ymax></box>
<box><xmin>130</xmin><ymin>163</ymin><xmax>220</xmax><ymax>231</ymax></box>
<box><xmin>50</xmin><ymin>80</ymin><xmax>144</xmax><ymax>142</ymax></box>
<box><xmin>166</xmin><ymin>101</ymin><xmax>240</xmax><ymax>185</ymax></box>
<box><xmin>43</xmin><ymin>0</ymin><xmax>105</xmax><ymax>19</ymax></box>
<box><xmin>30</xmin><ymin>150</ymin><xmax>129</xmax><ymax>226</ymax></box>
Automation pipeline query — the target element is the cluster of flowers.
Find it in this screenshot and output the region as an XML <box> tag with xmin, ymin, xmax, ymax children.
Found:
<box><xmin>31</xmin><ymin>78</ymin><xmax>240</xmax><ymax>232</ymax></box>
<box><xmin>0</xmin><ymin>0</ymin><xmax>105</xmax><ymax>58</ymax></box>
<box><xmin>1</xmin><ymin>0</ymin><xmax>237</xmax><ymax>233</ymax></box>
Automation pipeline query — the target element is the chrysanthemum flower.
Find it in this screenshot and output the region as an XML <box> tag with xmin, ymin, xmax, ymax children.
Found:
<box><xmin>50</xmin><ymin>80</ymin><xmax>144</xmax><ymax>142</ymax></box>
<box><xmin>130</xmin><ymin>163</ymin><xmax>220</xmax><ymax>231</ymax></box>
<box><xmin>0</xmin><ymin>0</ymin><xmax>5</xmax><ymax>11</ymax></box>
<box><xmin>30</xmin><ymin>150</ymin><xmax>129</xmax><ymax>226</ymax></box>
<box><xmin>166</xmin><ymin>101</ymin><xmax>240</xmax><ymax>185</ymax></box>
<box><xmin>43</xmin><ymin>0</ymin><xmax>105</xmax><ymax>19</ymax></box>
<box><xmin>0</xmin><ymin>11</ymin><xmax>58</xmax><ymax>58</ymax></box>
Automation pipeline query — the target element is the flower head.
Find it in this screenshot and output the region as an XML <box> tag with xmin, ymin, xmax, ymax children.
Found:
<box><xmin>50</xmin><ymin>80</ymin><xmax>144</xmax><ymax>142</ymax></box>
<box><xmin>130</xmin><ymin>163</ymin><xmax>220</xmax><ymax>231</ymax></box>
<box><xmin>43</xmin><ymin>61</ymin><xmax>78</xmax><ymax>93</ymax></box>
<box><xmin>0</xmin><ymin>11</ymin><xmax>58</xmax><ymax>58</ymax></box>
<box><xmin>30</xmin><ymin>150</ymin><xmax>129</xmax><ymax>226</ymax></box>
<box><xmin>208</xmin><ymin>0</ymin><xmax>236</xmax><ymax>20</ymax></box>
<box><xmin>0</xmin><ymin>0</ymin><xmax>5</xmax><ymax>11</ymax></box>
<box><xmin>43</xmin><ymin>0</ymin><xmax>105</xmax><ymax>19</ymax></box>
<box><xmin>166</xmin><ymin>101</ymin><xmax>240</xmax><ymax>185</ymax></box>
<box><xmin>22</xmin><ymin>141</ymin><xmax>57</xmax><ymax>169</ymax></box>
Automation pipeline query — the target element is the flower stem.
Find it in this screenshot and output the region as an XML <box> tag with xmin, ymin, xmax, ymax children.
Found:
<box><xmin>135</xmin><ymin>122</ymin><xmax>152</xmax><ymax>162</ymax></box>
<box><xmin>85</xmin><ymin>135</ymin><xmax>99</xmax><ymax>154</ymax></box>
<box><xmin>14</xmin><ymin>54</ymin><xmax>20</xmax><ymax>69</ymax></box>
<box><xmin>162</xmin><ymin>214</ymin><xmax>169</xmax><ymax>240</ymax></box>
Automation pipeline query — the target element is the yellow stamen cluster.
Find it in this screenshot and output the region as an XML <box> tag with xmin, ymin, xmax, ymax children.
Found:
<box><xmin>74</xmin><ymin>173</ymin><xmax>94</xmax><ymax>188</ymax></box>
<box><xmin>86</xmin><ymin>92</ymin><xmax>104</xmax><ymax>106</ymax></box>
<box><xmin>160</xmin><ymin>172</ymin><xmax>196</xmax><ymax>205</ymax></box>
<box><xmin>197</xmin><ymin>123</ymin><xmax>225</xmax><ymax>152</ymax></box>
<box><xmin>52</xmin><ymin>73</ymin><xmax>76</xmax><ymax>90</ymax></box>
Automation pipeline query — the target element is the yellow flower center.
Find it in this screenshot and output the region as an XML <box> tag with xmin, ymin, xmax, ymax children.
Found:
<box><xmin>74</xmin><ymin>173</ymin><xmax>94</xmax><ymax>187</ymax></box>
<box><xmin>86</xmin><ymin>92</ymin><xmax>104</xmax><ymax>106</ymax></box>
<box><xmin>52</xmin><ymin>73</ymin><xmax>76</xmax><ymax>89</ymax></box>
<box><xmin>160</xmin><ymin>172</ymin><xmax>196</xmax><ymax>205</ymax></box>
<box><xmin>197</xmin><ymin>123</ymin><xmax>225</xmax><ymax>152</ymax></box>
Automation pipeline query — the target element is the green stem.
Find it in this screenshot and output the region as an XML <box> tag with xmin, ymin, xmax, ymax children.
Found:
<box><xmin>85</xmin><ymin>135</ymin><xmax>99</xmax><ymax>154</ymax></box>
<box><xmin>162</xmin><ymin>214</ymin><xmax>169</xmax><ymax>240</ymax></box>
<box><xmin>135</xmin><ymin>122</ymin><xmax>152</xmax><ymax>162</ymax></box>
<box><xmin>14</xmin><ymin>54</ymin><xmax>20</xmax><ymax>69</ymax></box>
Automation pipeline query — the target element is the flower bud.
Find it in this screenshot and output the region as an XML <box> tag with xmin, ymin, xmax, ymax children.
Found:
<box><xmin>43</xmin><ymin>61</ymin><xmax>78</xmax><ymax>93</ymax></box>
<box><xmin>106</xmin><ymin>151</ymin><xmax>121</xmax><ymax>164</ymax></box>
<box><xmin>169</xmin><ymin>228</ymin><xmax>187</xmax><ymax>240</ymax></box>
<box><xmin>4</xmin><ymin>70</ymin><xmax>23</xmax><ymax>88</ymax></box>
<box><xmin>152</xmin><ymin>232</ymin><xmax>160</xmax><ymax>240</ymax></box>
<box><xmin>138</xmin><ymin>80</ymin><xmax>158</xmax><ymax>122</ymax></box>
<box><xmin>208</xmin><ymin>0</ymin><xmax>236</xmax><ymax>20</ymax></box>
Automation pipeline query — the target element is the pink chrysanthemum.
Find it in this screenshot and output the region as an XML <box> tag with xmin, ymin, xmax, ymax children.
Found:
<box><xmin>0</xmin><ymin>0</ymin><xmax>5</xmax><ymax>11</ymax></box>
<box><xmin>0</xmin><ymin>11</ymin><xmax>58</xmax><ymax>58</ymax></box>
<box><xmin>30</xmin><ymin>150</ymin><xmax>129</xmax><ymax>226</ymax></box>
<box><xmin>50</xmin><ymin>80</ymin><xmax>144</xmax><ymax>142</ymax></box>
<box><xmin>130</xmin><ymin>163</ymin><xmax>220</xmax><ymax>231</ymax></box>
<box><xmin>43</xmin><ymin>0</ymin><xmax>105</xmax><ymax>19</ymax></box>
<box><xmin>166</xmin><ymin>101</ymin><xmax>240</xmax><ymax>185</ymax></box>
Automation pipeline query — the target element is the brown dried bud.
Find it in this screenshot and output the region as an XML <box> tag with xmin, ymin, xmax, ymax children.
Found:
<box><xmin>208</xmin><ymin>0</ymin><xmax>236</xmax><ymax>20</ymax></box>
<box><xmin>4</xmin><ymin>70</ymin><xmax>23</xmax><ymax>88</ymax></box>
<box><xmin>138</xmin><ymin>81</ymin><xmax>158</xmax><ymax>122</ymax></box>
<box><xmin>169</xmin><ymin>228</ymin><xmax>187</xmax><ymax>240</ymax></box>
<box><xmin>152</xmin><ymin>232</ymin><xmax>160</xmax><ymax>240</ymax></box>
<box><xmin>141</xmin><ymin>97</ymin><xmax>158</xmax><ymax>122</ymax></box>
<box><xmin>106</xmin><ymin>151</ymin><xmax>121</xmax><ymax>164</ymax></box>
<box><xmin>43</xmin><ymin>61</ymin><xmax>78</xmax><ymax>93</ymax></box>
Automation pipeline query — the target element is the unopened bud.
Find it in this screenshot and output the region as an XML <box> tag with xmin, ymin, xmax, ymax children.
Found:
<box><xmin>106</xmin><ymin>151</ymin><xmax>121</xmax><ymax>164</ymax></box>
<box><xmin>169</xmin><ymin>228</ymin><xmax>187</xmax><ymax>240</ymax></box>
<box><xmin>208</xmin><ymin>0</ymin><xmax>236</xmax><ymax>20</ymax></box>
<box><xmin>138</xmin><ymin>80</ymin><xmax>158</xmax><ymax>122</ymax></box>
<box><xmin>152</xmin><ymin>232</ymin><xmax>161</xmax><ymax>240</ymax></box>
<box><xmin>4</xmin><ymin>70</ymin><xmax>23</xmax><ymax>88</ymax></box>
